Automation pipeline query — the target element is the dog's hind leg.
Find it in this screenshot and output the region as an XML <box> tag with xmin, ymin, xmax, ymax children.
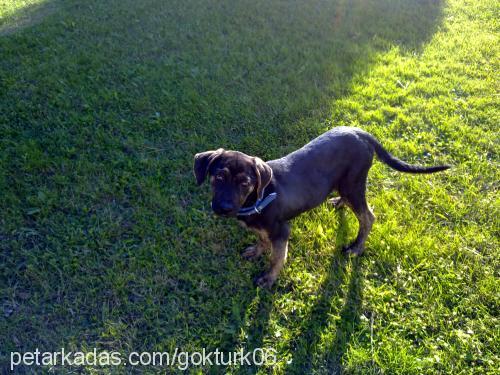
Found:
<box><xmin>328</xmin><ymin>196</ymin><xmax>347</xmax><ymax>209</ymax></box>
<box><xmin>338</xmin><ymin>164</ymin><xmax>375</xmax><ymax>255</ymax></box>
<box><xmin>343</xmin><ymin>188</ymin><xmax>375</xmax><ymax>255</ymax></box>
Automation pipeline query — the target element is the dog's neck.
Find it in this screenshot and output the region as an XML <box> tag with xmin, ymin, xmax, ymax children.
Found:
<box><xmin>236</xmin><ymin>181</ymin><xmax>277</xmax><ymax>222</ymax></box>
<box><xmin>242</xmin><ymin>191</ymin><xmax>259</xmax><ymax>208</ymax></box>
<box><xmin>243</xmin><ymin>182</ymin><xmax>275</xmax><ymax>208</ymax></box>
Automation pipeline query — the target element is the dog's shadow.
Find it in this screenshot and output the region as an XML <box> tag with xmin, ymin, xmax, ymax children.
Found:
<box><xmin>284</xmin><ymin>209</ymin><xmax>365</xmax><ymax>374</ymax></box>
<box><xmin>222</xmin><ymin>208</ymin><xmax>365</xmax><ymax>374</ymax></box>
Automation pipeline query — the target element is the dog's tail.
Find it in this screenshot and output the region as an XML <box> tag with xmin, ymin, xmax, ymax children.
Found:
<box><xmin>360</xmin><ymin>132</ymin><xmax>451</xmax><ymax>174</ymax></box>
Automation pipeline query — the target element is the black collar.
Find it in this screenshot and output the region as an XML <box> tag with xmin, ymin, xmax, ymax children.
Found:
<box><xmin>236</xmin><ymin>192</ymin><xmax>277</xmax><ymax>216</ymax></box>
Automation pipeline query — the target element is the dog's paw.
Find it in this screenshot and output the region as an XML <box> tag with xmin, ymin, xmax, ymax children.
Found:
<box><xmin>328</xmin><ymin>197</ymin><xmax>346</xmax><ymax>209</ymax></box>
<box><xmin>242</xmin><ymin>245</ymin><xmax>263</xmax><ymax>261</ymax></box>
<box><xmin>342</xmin><ymin>243</ymin><xmax>365</xmax><ymax>256</ymax></box>
<box><xmin>254</xmin><ymin>272</ymin><xmax>276</xmax><ymax>288</ymax></box>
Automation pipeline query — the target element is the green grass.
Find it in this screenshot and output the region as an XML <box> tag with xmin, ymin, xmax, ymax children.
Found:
<box><xmin>0</xmin><ymin>0</ymin><xmax>498</xmax><ymax>373</ymax></box>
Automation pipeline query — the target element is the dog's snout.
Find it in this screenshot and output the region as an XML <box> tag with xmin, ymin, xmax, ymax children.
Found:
<box><xmin>212</xmin><ymin>200</ymin><xmax>235</xmax><ymax>215</ymax></box>
<box><xmin>219</xmin><ymin>201</ymin><xmax>234</xmax><ymax>213</ymax></box>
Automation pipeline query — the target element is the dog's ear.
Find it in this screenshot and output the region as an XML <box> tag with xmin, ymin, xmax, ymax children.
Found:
<box><xmin>193</xmin><ymin>149</ymin><xmax>224</xmax><ymax>185</ymax></box>
<box><xmin>253</xmin><ymin>157</ymin><xmax>273</xmax><ymax>200</ymax></box>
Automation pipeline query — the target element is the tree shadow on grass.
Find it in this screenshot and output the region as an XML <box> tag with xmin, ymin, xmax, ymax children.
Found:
<box><xmin>1</xmin><ymin>0</ymin><xmax>444</xmax><ymax>153</ymax></box>
<box><xmin>0</xmin><ymin>0</ymin><xmax>442</xmax><ymax>372</ymax></box>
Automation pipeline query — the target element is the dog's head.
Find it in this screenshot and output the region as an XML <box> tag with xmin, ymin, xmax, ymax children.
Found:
<box><xmin>193</xmin><ymin>149</ymin><xmax>273</xmax><ymax>217</ymax></box>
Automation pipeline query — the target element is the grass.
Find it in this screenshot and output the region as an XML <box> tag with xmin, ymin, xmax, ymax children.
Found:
<box><xmin>0</xmin><ymin>0</ymin><xmax>58</xmax><ymax>35</ymax></box>
<box><xmin>0</xmin><ymin>0</ymin><xmax>498</xmax><ymax>373</ymax></box>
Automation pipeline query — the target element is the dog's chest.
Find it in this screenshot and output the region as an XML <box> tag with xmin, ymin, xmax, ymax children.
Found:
<box><xmin>237</xmin><ymin>219</ymin><xmax>267</xmax><ymax>238</ymax></box>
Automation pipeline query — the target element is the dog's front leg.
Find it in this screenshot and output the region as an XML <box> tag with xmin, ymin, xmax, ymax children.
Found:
<box><xmin>242</xmin><ymin>235</ymin><xmax>270</xmax><ymax>260</ymax></box>
<box><xmin>255</xmin><ymin>223</ymin><xmax>290</xmax><ymax>288</ymax></box>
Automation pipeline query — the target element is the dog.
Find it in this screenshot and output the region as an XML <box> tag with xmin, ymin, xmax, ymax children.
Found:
<box><xmin>194</xmin><ymin>126</ymin><xmax>450</xmax><ymax>288</ymax></box>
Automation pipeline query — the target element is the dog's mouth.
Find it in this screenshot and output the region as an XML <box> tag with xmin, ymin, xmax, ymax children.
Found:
<box><xmin>214</xmin><ymin>211</ymin><xmax>237</xmax><ymax>218</ymax></box>
<box><xmin>213</xmin><ymin>210</ymin><xmax>239</xmax><ymax>218</ymax></box>
<box><xmin>211</xmin><ymin>201</ymin><xmax>240</xmax><ymax>217</ymax></box>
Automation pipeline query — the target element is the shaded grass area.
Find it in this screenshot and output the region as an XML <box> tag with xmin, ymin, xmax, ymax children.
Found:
<box><xmin>0</xmin><ymin>0</ymin><xmax>498</xmax><ymax>373</ymax></box>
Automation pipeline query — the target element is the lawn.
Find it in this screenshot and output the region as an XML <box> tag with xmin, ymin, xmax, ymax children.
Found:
<box><xmin>0</xmin><ymin>0</ymin><xmax>498</xmax><ymax>373</ymax></box>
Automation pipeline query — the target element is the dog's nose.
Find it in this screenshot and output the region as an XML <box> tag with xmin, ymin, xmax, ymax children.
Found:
<box><xmin>218</xmin><ymin>201</ymin><xmax>234</xmax><ymax>213</ymax></box>
<box><xmin>213</xmin><ymin>201</ymin><xmax>234</xmax><ymax>215</ymax></box>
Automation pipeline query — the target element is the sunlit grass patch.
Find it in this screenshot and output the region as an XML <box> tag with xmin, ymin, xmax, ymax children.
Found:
<box><xmin>0</xmin><ymin>0</ymin><xmax>58</xmax><ymax>35</ymax></box>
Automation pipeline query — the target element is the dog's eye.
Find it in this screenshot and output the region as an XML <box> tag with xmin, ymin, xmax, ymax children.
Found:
<box><xmin>215</xmin><ymin>174</ymin><xmax>224</xmax><ymax>181</ymax></box>
<box><xmin>240</xmin><ymin>180</ymin><xmax>250</xmax><ymax>187</ymax></box>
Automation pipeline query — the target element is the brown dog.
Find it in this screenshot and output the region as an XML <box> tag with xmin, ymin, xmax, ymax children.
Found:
<box><xmin>194</xmin><ymin>126</ymin><xmax>449</xmax><ymax>287</ymax></box>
